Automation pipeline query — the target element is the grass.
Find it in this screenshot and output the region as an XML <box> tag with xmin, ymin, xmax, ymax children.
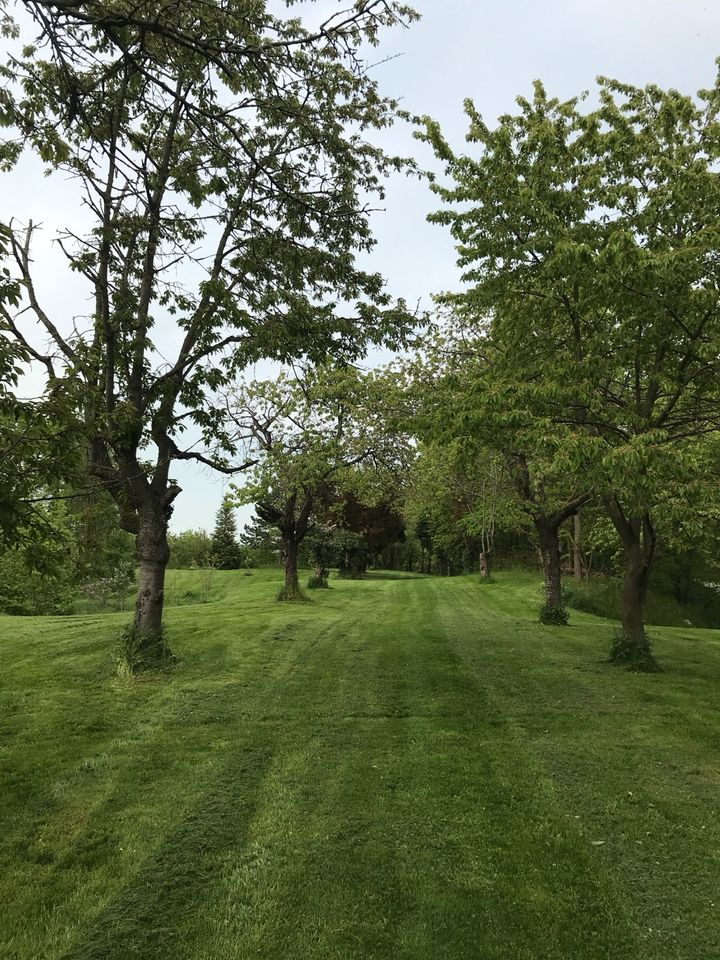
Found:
<box><xmin>1</xmin><ymin>567</ymin><xmax>719</xmax><ymax>959</ymax></box>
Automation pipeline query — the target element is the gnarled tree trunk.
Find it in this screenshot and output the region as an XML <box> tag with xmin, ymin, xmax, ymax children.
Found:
<box><xmin>89</xmin><ymin>437</ymin><xmax>180</xmax><ymax>669</ymax></box>
<box><xmin>258</xmin><ymin>490</ymin><xmax>312</xmax><ymax>600</ymax></box>
<box><xmin>505</xmin><ymin>451</ymin><xmax>590</xmax><ymax>626</ymax></box>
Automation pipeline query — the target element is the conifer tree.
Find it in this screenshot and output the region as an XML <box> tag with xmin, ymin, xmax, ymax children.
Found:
<box><xmin>211</xmin><ymin>500</ymin><xmax>242</xmax><ymax>570</ymax></box>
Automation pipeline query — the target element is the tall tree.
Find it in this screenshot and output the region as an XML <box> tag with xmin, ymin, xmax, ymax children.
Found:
<box><xmin>407</xmin><ymin>333</ymin><xmax>588</xmax><ymax>610</ymax></box>
<box><xmin>420</xmin><ymin>73</ymin><xmax>720</xmax><ymax>667</ymax></box>
<box><xmin>211</xmin><ymin>498</ymin><xmax>242</xmax><ymax>570</ymax></box>
<box><xmin>1</xmin><ymin>1</ymin><xmax>417</xmax><ymax>664</ymax></box>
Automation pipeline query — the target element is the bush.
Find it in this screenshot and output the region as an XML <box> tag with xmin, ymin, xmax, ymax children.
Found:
<box><xmin>608</xmin><ymin>628</ymin><xmax>661</xmax><ymax>673</ymax></box>
<box><xmin>539</xmin><ymin>603</ymin><xmax>569</xmax><ymax>626</ymax></box>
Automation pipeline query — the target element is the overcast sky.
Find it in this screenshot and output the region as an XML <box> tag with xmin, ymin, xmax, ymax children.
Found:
<box><xmin>7</xmin><ymin>0</ymin><xmax>720</xmax><ymax>533</ymax></box>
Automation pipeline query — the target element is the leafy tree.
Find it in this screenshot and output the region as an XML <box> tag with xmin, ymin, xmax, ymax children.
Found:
<box><xmin>2</xmin><ymin>2</ymin><xmax>417</xmax><ymax>664</ymax></box>
<box><xmin>167</xmin><ymin>529</ymin><xmax>213</xmax><ymax>569</ymax></box>
<box><xmin>229</xmin><ymin>365</ymin><xmax>411</xmax><ymax>598</ymax></box>
<box><xmin>331</xmin><ymin>493</ymin><xmax>406</xmax><ymax>577</ymax></box>
<box><xmin>211</xmin><ymin>499</ymin><xmax>243</xmax><ymax>570</ymax></box>
<box><xmin>240</xmin><ymin>514</ymin><xmax>280</xmax><ymax>566</ymax></box>
<box><xmin>420</xmin><ymin>73</ymin><xmax>720</xmax><ymax>667</ymax></box>
<box><xmin>306</xmin><ymin>526</ymin><xmax>335</xmax><ymax>588</ymax></box>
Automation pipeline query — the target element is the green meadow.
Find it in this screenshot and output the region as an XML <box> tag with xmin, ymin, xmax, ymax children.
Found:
<box><xmin>2</xmin><ymin>569</ymin><xmax>719</xmax><ymax>960</ymax></box>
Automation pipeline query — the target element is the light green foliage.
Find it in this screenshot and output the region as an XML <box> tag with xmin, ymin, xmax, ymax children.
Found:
<box><xmin>405</xmin><ymin>438</ymin><xmax>528</xmax><ymax>574</ymax></box>
<box><xmin>2</xmin><ymin>569</ymin><xmax>720</xmax><ymax>957</ymax></box>
<box><xmin>419</xmin><ymin>72</ymin><xmax>720</xmax><ymax>521</ymax></box>
<box><xmin>419</xmin><ymin>71</ymin><xmax>720</xmax><ymax>643</ymax></box>
<box><xmin>0</xmin><ymin>490</ymin><xmax>135</xmax><ymax>614</ymax></box>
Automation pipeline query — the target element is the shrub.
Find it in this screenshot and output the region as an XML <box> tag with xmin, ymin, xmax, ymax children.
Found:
<box><xmin>539</xmin><ymin>603</ymin><xmax>569</xmax><ymax>626</ymax></box>
<box><xmin>608</xmin><ymin>628</ymin><xmax>661</xmax><ymax>673</ymax></box>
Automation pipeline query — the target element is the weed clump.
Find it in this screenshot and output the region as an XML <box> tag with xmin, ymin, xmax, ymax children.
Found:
<box><xmin>116</xmin><ymin>624</ymin><xmax>175</xmax><ymax>675</ymax></box>
<box><xmin>276</xmin><ymin>583</ymin><xmax>307</xmax><ymax>602</ymax></box>
<box><xmin>307</xmin><ymin>572</ymin><xmax>329</xmax><ymax>589</ymax></box>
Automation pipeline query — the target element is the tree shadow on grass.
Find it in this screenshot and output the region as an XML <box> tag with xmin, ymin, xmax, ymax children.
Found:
<box><xmin>60</xmin><ymin>739</ymin><xmax>275</xmax><ymax>960</ymax></box>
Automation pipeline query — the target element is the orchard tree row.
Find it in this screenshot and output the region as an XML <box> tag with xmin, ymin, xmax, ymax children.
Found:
<box><xmin>2</xmin><ymin>2</ymin><xmax>720</xmax><ymax>674</ymax></box>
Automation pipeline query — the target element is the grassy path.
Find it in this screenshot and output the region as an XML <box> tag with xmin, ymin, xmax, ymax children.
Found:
<box><xmin>1</xmin><ymin>569</ymin><xmax>719</xmax><ymax>959</ymax></box>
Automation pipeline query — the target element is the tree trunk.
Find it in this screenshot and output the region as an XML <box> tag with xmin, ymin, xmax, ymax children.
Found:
<box><xmin>573</xmin><ymin>513</ymin><xmax>583</xmax><ymax>581</ymax></box>
<box><xmin>283</xmin><ymin>537</ymin><xmax>299</xmax><ymax>594</ymax></box>
<box><xmin>129</xmin><ymin>503</ymin><xmax>172</xmax><ymax>666</ymax></box>
<box><xmin>479</xmin><ymin>551</ymin><xmax>490</xmax><ymax>579</ymax></box>
<box><xmin>537</xmin><ymin>519</ymin><xmax>563</xmax><ymax>609</ymax></box>
<box><xmin>621</xmin><ymin>545</ymin><xmax>651</xmax><ymax>650</ymax></box>
<box><xmin>605</xmin><ymin>500</ymin><xmax>658</xmax><ymax>670</ymax></box>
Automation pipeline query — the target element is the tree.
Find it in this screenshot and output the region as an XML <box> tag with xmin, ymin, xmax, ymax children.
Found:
<box><xmin>211</xmin><ymin>499</ymin><xmax>242</xmax><ymax>570</ymax></box>
<box><xmin>420</xmin><ymin>73</ymin><xmax>720</xmax><ymax>667</ymax></box>
<box><xmin>406</xmin><ymin>336</ymin><xmax>585</xmax><ymax>608</ymax></box>
<box><xmin>228</xmin><ymin>365</ymin><xmax>411</xmax><ymax>599</ymax></box>
<box><xmin>332</xmin><ymin>493</ymin><xmax>406</xmax><ymax>577</ymax></box>
<box><xmin>167</xmin><ymin>529</ymin><xmax>213</xmax><ymax>569</ymax></box>
<box><xmin>240</xmin><ymin>514</ymin><xmax>280</xmax><ymax>566</ymax></box>
<box><xmin>2</xmin><ymin>1</ymin><xmax>417</xmax><ymax>665</ymax></box>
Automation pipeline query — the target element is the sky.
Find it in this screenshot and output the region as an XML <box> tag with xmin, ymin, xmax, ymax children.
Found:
<box><xmin>6</xmin><ymin>0</ymin><xmax>720</xmax><ymax>533</ymax></box>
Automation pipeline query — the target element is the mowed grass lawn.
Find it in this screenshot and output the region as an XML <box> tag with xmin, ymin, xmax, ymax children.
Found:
<box><xmin>2</xmin><ymin>570</ymin><xmax>720</xmax><ymax>960</ymax></box>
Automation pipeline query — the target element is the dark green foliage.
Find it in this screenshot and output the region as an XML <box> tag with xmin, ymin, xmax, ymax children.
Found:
<box><xmin>240</xmin><ymin>515</ymin><xmax>280</xmax><ymax>566</ymax></box>
<box><xmin>608</xmin><ymin>629</ymin><xmax>661</xmax><ymax>673</ymax></box>
<box><xmin>564</xmin><ymin>575</ymin><xmax>720</xmax><ymax>629</ymax></box>
<box><xmin>306</xmin><ymin>527</ymin><xmax>335</xmax><ymax>573</ymax></box>
<box><xmin>539</xmin><ymin>603</ymin><xmax>569</xmax><ymax>626</ymax></box>
<box><xmin>334</xmin><ymin>530</ymin><xmax>370</xmax><ymax>579</ymax></box>
<box><xmin>0</xmin><ymin>546</ymin><xmax>75</xmax><ymax>614</ymax></box>
<box><xmin>211</xmin><ymin>501</ymin><xmax>243</xmax><ymax>570</ymax></box>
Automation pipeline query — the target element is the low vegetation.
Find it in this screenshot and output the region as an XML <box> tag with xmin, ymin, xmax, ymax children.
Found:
<box><xmin>2</xmin><ymin>569</ymin><xmax>719</xmax><ymax>960</ymax></box>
